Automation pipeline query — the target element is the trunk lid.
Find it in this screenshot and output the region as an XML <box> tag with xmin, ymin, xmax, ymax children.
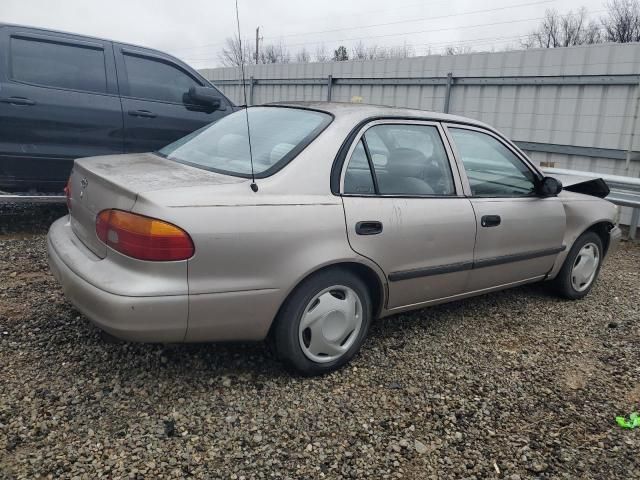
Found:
<box><xmin>68</xmin><ymin>152</ymin><xmax>243</xmax><ymax>258</ymax></box>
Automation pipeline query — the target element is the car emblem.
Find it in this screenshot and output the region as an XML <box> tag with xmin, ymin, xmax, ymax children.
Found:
<box><xmin>80</xmin><ymin>177</ymin><xmax>88</xmax><ymax>198</ymax></box>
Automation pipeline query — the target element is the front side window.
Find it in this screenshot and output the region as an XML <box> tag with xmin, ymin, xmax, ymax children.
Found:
<box><xmin>159</xmin><ymin>107</ymin><xmax>332</xmax><ymax>177</ymax></box>
<box><xmin>449</xmin><ymin>128</ymin><xmax>536</xmax><ymax>197</ymax></box>
<box><xmin>344</xmin><ymin>124</ymin><xmax>455</xmax><ymax>196</ymax></box>
<box><xmin>10</xmin><ymin>37</ymin><xmax>107</xmax><ymax>93</ymax></box>
<box><xmin>123</xmin><ymin>53</ymin><xmax>200</xmax><ymax>103</ymax></box>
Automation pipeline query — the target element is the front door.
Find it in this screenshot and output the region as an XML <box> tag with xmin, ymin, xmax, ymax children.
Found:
<box><xmin>114</xmin><ymin>45</ymin><xmax>229</xmax><ymax>153</ymax></box>
<box><xmin>340</xmin><ymin>120</ymin><xmax>477</xmax><ymax>310</ymax></box>
<box><xmin>445</xmin><ymin>125</ymin><xmax>566</xmax><ymax>292</ymax></box>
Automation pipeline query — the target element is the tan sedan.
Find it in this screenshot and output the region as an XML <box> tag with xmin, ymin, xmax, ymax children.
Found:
<box><xmin>48</xmin><ymin>102</ymin><xmax>621</xmax><ymax>375</ymax></box>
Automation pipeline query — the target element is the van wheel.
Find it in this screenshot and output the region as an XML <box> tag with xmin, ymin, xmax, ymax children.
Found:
<box><xmin>552</xmin><ymin>231</ymin><xmax>603</xmax><ymax>299</ymax></box>
<box><xmin>273</xmin><ymin>268</ymin><xmax>372</xmax><ymax>376</ymax></box>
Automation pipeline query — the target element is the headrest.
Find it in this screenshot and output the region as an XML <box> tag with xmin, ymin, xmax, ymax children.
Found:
<box><xmin>387</xmin><ymin>148</ymin><xmax>428</xmax><ymax>179</ymax></box>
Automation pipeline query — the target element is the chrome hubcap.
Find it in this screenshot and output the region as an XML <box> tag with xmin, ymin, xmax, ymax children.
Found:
<box><xmin>571</xmin><ymin>242</ymin><xmax>600</xmax><ymax>292</ymax></box>
<box><xmin>298</xmin><ymin>285</ymin><xmax>363</xmax><ymax>363</ymax></box>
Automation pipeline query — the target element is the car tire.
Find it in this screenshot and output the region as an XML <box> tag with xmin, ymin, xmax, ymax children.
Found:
<box><xmin>552</xmin><ymin>231</ymin><xmax>603</xmax><ymax>300</ymax></box>
<box><xmin>273</xmin><ymin>268</ymin><xmax>372</xmax><ymax>376</ymax></box>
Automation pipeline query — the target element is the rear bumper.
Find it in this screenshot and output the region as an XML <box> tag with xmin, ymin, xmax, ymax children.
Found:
<box><xmin>47</xmin><ymin>216</ymin><xmax>188</xmax><ymax>342</ymax></box>
<box><xmin>47</xmin><ymin>216</ymin><xmax>282</xmax><ymax>343</ymax></box>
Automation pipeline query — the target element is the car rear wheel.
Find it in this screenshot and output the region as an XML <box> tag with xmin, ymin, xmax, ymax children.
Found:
<box><xmin>273</xmin><ymin>268</ymin><xmax>372</xmax><ymax>375</ymax></box>
<box><xmin>552</xmin><ymin>231</ymin><xmax>603</xmax><ymax>299</ymax></box>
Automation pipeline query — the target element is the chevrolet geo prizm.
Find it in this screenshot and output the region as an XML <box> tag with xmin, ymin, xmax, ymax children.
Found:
<box><xmin>48</xmin><ymin>102</ymin><xmax>621</xmax><ymax>375</ymax></box>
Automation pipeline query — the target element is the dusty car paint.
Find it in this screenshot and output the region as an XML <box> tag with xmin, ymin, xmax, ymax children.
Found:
<box><xmin>47</xmin><ymin>102</ymin><xmax>620</xmax><ymax>343</ymax></box>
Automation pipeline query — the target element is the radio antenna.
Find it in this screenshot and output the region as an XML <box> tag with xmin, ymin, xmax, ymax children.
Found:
<box><xmin>235</xmin><ymin>0</ymin><xmax>258</xmax><ymax>192</ymax></box>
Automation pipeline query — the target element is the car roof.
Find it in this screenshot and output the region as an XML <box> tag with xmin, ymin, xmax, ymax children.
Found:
<box><xmin>0</xmin><ymin>22</ymin><xmax>178</xmax><ymax>61</ymax></box>
<box><xmin>269</xmin><ymin>101</ymin><xmax>493</xmax><ymax>129</ymax></box>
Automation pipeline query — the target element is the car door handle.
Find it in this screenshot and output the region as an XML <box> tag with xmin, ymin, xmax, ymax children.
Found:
<box><xmin>128</xmin><ymin>109</ymin><xmax>157</xmax><ymax>118</ymax></box>
<box><xmin>356</xmin><ymin>221</ymin><xmax>383</xmax><ymax>235</ymax></box>
<box><xmin>0</xmin><ymin>97</ymin><xmax>35</xmax><ymax>106</ymax></box>
<box><xmin>481</xmin><ymin>215</ymin><xmax>501</xmax><ymax>227</ymax></box>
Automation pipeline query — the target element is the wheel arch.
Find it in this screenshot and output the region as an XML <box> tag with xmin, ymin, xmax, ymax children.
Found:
<box><xmin>583</xmin><ymin>220</ymin><xmax>614</xmax><ymax>256</ymax></box>
<box><xmin>548</xmin><ymin>218</ymin><xmax>614</xmax><ymax>280</ymax></box>
<box><xmin>267</xmin><ymin>260</ymin><xmax>387</xmax><ymax>338</ymax></box>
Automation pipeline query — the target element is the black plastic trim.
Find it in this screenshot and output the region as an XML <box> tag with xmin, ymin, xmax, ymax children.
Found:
<box><xmin>472</xmin><ymin>245</ymin><xmax>566</xmax><ymax>269</ymax></box>
<box><xmin>388</xmin><ymin>245</ymin><xmax>566</xmax><ymax>282</ymax></box>
<box><xmin>388</xmin><ymin>261</ymin><xmax>473</xmax><ymax>281</ymax></box>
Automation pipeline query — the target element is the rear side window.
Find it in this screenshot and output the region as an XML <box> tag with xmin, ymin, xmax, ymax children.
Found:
<box><xmin>344</xmin><ymin>124</ymin><xmax>456</xmax><ymax>196</ymax></box>
<box><xmin>123</xmin><ymin>53</ymin><xmax>200</xmax><ymax>103</ymax></box>
<box><xmin>344</xmin><ymin>140</ymin><xmax>376</xmax><ymax>194</ymax></box>
<box><xmin>10</xmin><ymin>37</ymin><xmax>107</xmax><ymax>93</ymax></box>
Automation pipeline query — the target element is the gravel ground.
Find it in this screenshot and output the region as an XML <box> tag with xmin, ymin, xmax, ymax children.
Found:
<box><xmin>1</xmin><ymin>208</ymin><xmax>639</xmax><ymax>479</ymax></box>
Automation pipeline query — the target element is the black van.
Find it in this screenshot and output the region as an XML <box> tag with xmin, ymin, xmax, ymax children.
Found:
<box><xmin>0</xmin><ymin>24</ymin><xmax>233</xmax><ymax>193</ymax></box>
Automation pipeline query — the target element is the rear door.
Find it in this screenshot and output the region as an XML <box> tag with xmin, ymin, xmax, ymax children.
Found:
<box><xmin>0</xmin><ymin>26</ymin><xmax>123</xmax><ymax>192</ymax></box>
<box><xmin>340</xmin><ymin>120</ymin><xmax>477</xmax><ymax>310</ymax></box>
<box><xmin>444</xmin><ymin>124</ymin><xmax>566</xmax><ymax>291</ymax></box>
<box><xmin>114</xmin><ymin>45</ymin><xmax>230</xmax><ymax>152</ymax></box>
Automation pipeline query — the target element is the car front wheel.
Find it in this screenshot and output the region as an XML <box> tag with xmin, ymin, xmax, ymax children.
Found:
<box><xmin>552</xmin><ymin>231</ymin><xmax>603</xmax><ymax>299</ymax></box>
<box><xmin>273</xmin><ymin>268</ymin><xmax>372</xmax><ymax>375</ymax></box>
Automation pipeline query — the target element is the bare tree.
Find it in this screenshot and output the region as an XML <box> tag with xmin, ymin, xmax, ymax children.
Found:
<box><xmin>583</xmin><ymin>21</ymin><xmax>603</xmax><ymax>44</ymax></box>
<box><xmin>350</xmin><ymin>42</ymin><xmax>398</xmax><ymax>60</ymax></box>
<box><xmin>351</xmin><ymin>41</ymin><xmax>368</xmax><ymax>60</ymax></box>
<box><xmin>444</xmin><ymin>45</ymin><xmax>472</xmax><ymax>55</ymax></box>
<box><xmin>387</xmin><ymin>43</ymin><xmax>415</xmax><ymax>58</ymax></box>
<box><xmin>523</xmin><ymin>9</ymin><xmax>562</xmax><ymax>48</ymax></box>
<box><xmin>523</xmin><ymin>8</ymin><xmax>603</xmax><ymax>48</ymax></box>
<box><xmin>295</xmin><ymin>48</ymin><xmax>311</xmax><ymax>63</ymax></box>
<box><xmin>367</xmin><ymin>45</ymin><xmax>388</xmax><ymax>59</ymax></box>
<box><xmin>602</xmin><ymin>0</ymin><xmax>640</xmax><ymax>42</ymax></box>
<box><xmin>218</xmin><ymin>35</ymin><xmax>252</xmax><ymax>67</ymax></box>
<box><xmin>219</xmin><ymin>36</ymin><xmax>292</xmax><ymax>66</ymax></box>
<box><xmin>314</xmin><ymin>44</ymin><xmax>329</xmax><ymax>62</ymax></box>
<box><xmin>560</xmin><ymin>7</ymin><xmax>602</xmax><ymax>45</ymax></box>
<box><xmin>259</xmin><ymin>42</ymin><xmax>290</xmax><ymax>64</ymax></box>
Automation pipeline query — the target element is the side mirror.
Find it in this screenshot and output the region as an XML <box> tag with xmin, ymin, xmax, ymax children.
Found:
<box><xmin>538</xmin><ymin>176</ymin><xmax>563</xmax><ymax>197</ymax></box>
<box><xmin>188</xmin><ymin>86</ymin><xmax>223</xmax><ymax>110</ymax></box>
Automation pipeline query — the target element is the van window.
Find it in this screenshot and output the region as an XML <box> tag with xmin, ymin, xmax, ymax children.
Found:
<box><xmin>123</xmin><ymin>54</ymin><xmax>200</xmax><ymax>103</ymax></box>
<box><xmin>10</xmin><ymin>37</ymin><xmax>107</xmax><ymax>93</ymax></box>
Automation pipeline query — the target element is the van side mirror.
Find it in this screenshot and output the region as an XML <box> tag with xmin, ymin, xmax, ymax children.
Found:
<box><xmin>188</xmin><ymin>86</ymin><xmax>223</xmax><ymax>110</ymax></box>
<box><xmin>538</xmin><ymin>176</ymin><xmax>563</xmax><ymax>197</ymax></box>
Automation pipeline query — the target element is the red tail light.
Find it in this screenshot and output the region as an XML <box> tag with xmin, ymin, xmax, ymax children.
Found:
<box><xmin>64</xmin><ymin>179</ymin><xmax>71</xmax><ymax>211</ymax></box>
<box><xmin>96</xmin><ymin>209</ymin><xmax>194</xmax><ymax>261</ymax></box>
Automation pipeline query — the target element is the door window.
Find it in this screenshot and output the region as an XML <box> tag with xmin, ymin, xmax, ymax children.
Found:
<box><xmin>344</xmin><ymin>140</ymin><xmax>376</xmax><ymax>194</ymax></box>
<box><xmin>123</xmin><ymin>53</ymin><xmax>200</xmax><ymax>104</ymax></box>
<box><xmin>449</xmin><ymin>128</ymin><xmax>536</xmax><ymax>197</ymax></box>
<box><xmin>344</xmin><ymin>124</ymin><xmax>455</xmax><ymax>196</ymax></box>
<box><xmin>10</xmin><ymin>37</ymin><xmax>107</xmax><ymax>93</ymax></box>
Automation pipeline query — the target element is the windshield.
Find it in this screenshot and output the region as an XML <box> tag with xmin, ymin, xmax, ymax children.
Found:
<box><xmin>158</xmin><ymin>106</ymin><xmax>332</xmax><ymax>177</ymax></box>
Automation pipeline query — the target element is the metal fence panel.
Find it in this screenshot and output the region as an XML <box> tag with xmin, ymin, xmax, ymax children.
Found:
<box><xmin>201</xmin><ymin>43</ymin><xmax>640</xmax><ymax>183</ymax></box>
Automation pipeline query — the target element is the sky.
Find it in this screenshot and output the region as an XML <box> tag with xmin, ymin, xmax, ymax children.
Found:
<box><xmin>3</xmin><ymin>0</ymin><xmax>608</xmax><ymax>69</ymax></box>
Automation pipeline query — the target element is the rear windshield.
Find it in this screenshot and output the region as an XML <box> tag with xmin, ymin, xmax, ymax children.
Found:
<box><xmin>158</xmin><ymin>106</ymin><xmax>332</xmax><ymax>177</ymax></box>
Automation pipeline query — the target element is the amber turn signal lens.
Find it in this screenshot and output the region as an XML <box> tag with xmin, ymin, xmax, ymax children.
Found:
<box><xmin>63</xmin><ymin>179</ymin><xmax>71</xmax><ymax>212</ymax></box>
<box><xmin>96</xmin><ymin>209</ymin><xmax>194</xmax><ymax>261</ymax></box>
